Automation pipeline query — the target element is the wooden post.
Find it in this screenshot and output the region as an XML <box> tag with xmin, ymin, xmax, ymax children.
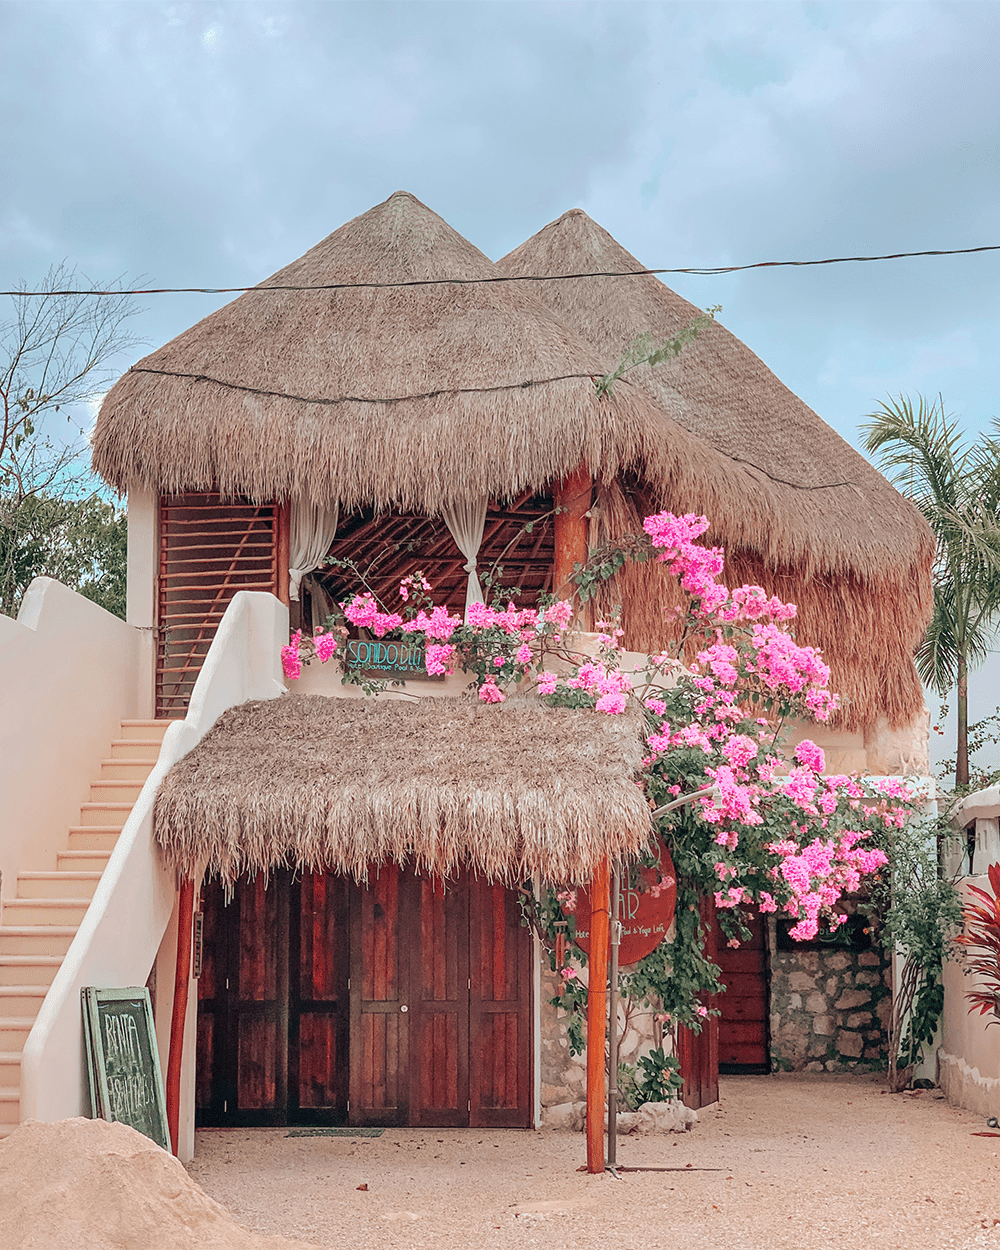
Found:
<box><xmin>552</xmin><ymin>465</ymin><xmax>592</xmax><ymax>628</ymax></box>
<box><xmin>276</xmin><ymin>502</ymin><xmax>291</xmax><ymax>608</ymax></box>
<box><xmin>606</xmin><ymin>865</ymin><xmax>621</xmax><ymax>1168</ymax></box>
<box><xmin>585</xmin><ymin>855</ymin><xmax>610</xmax><ymax>1173</ymax></box>
<box><xmin>166</xmin><ymin>879</ymin><xmax>195</xmax><ymax>1155</ymax></box>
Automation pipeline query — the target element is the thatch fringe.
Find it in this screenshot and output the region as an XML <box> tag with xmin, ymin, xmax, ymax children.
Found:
<box><xmin>153</xmin><ymin>695</ymin><xmax>653</xmax><ymax>887</ymax></box>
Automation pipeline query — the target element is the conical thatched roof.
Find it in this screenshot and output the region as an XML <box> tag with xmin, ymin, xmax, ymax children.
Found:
<box><xmin>153</xmin><ymin>695</ymin><xmax>653</xmax><ymax>885</ymax></box>
<box><xmin>92</xmin><ymin>191</ymin><xmax>742</xmax><ymax>517</ymax></box>
<box><xmin>498</xmin><ymin>210</ymin><xmax>934</xmax><ymax>730</ymax></box>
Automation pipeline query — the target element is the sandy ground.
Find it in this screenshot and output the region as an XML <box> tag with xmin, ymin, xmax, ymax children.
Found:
<box><xmin>187</xmin><ymin>1075</ymin><xmax>1000</xmax><ymax>1250</ymax></box>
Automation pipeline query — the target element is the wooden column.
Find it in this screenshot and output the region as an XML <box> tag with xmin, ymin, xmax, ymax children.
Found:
<box><xmin>276</xmin><ymin>502</ymin><xmax>291</xmax><ymax>609</ymax></box>
<box><xmin>585</xmin><ymin>855</ymin><xmax>610</xmax><ymax>1173</ymax></box>
<box><xmin>166</xmin><ymin>879</ymin><xmax>195</xmax><ymax>1155</ymax></box>
<box><xmin>552</xmin><ymin>465</ymin><xmax>592</xmax><ymax>626</ymax></box>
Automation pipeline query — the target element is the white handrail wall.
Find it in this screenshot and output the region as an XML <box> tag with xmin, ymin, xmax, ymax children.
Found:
<box><xmin>0</xmin><ymin>578</ymin><xmax>144</xmax><ymax>896</ymax></box>
<box><xmin>21</xmin><ymin>591</ymin><xmax>288</xmax><ymax>1135</ymax></box>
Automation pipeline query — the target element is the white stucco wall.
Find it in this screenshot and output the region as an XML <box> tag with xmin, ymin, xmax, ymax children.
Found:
<box><xmin>0</xmin><ymin>577</ymin><xmax>143</xmax><ymax>899</ymax></box>
<box><xmin>126</xmin><ymin>486</ymin><xmax>158</xmax><ymax>719</ymax></box>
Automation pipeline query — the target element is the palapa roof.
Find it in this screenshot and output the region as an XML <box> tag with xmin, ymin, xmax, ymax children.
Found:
<box><xmin>93</xmin><ymin>191</ymin><xmax>933</xmax><ymax>730</ymax></box>
<box><xmin>498</xmin><ymin>210</ymin><xmax>935</xmax><ymax>730</ymax></box>
<box><xmin>92</xmin><ymin>191</ymin><xmax>739</xmax><ymax>517</ymax></box>
<box><xmin>153</xmin><ymin>694</ymin><xmax>653</xmax><ymax>885</ymax></box>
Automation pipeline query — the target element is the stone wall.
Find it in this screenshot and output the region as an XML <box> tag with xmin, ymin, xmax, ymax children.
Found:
<box><xmin>768</xmin><ymin>930</ymin><xmax>891</xmax><ymax>1072</ymax></box>
<box><xmin>538</xmin><ymin>964</ymin><xmax>665</xmax><ymax>1121</ymax></box>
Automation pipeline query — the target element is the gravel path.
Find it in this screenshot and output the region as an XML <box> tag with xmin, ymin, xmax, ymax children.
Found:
<box><xmin>187</xmin><ymin>1074</ymin><xmax>1000</xmax><ymax>1250</ymax></box>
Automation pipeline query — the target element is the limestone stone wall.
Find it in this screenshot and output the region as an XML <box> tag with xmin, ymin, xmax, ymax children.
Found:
<box><xmin>538</xmin><ymin>964</ymin><xmax>664</xmax><ymax>1119</ymax></box>
<box><xmin>768</xmin><ymin>933</ymin><xmax>891</xmax><ymax>1073</ymax></box>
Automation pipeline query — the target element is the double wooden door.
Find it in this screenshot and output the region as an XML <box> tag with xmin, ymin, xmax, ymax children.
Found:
<box><xmin>196</xmin><ymin>866</ymin><xmax>532</xmax><ymax>1128</ymax></box>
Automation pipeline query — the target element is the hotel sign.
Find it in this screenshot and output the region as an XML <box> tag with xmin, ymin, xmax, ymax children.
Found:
<box><xmin>573</xmin><ymin>845</ymin><xmax>677</xmax><ymax>966</ymax></box>
<box><xmin>345</xmin><ymin>637</ymin><xmax>443</xmax><ymax>682</ymax></box>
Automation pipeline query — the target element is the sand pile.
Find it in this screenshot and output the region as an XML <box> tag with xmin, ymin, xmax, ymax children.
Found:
<box><xmin>0</xmin><ymin>1118</ymin><xmax>320</xmax><ymax>1250</ymax></box>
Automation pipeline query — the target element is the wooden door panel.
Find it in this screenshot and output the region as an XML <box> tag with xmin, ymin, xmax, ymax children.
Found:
<box><xmin>410</xmin><ymin>876</ymin><xmax>469</xmax><ymax>1126</ymax></box>
<box><xmin>716</xmin><ymin>905</ymin><xmax>769</xmax><ymax>1073</ymax></box>
<box><xmin>350</xmin><ymin>867</ymin><xmax>408</xmax><ymax>1125</ymax></box>
<box><xmin>679</xmin><ymin>895</ymin><xmax>720</xmax><ymax>1109</ymax></box>
<box><xmin>469</xmin><ymin>878</ymin><xmax>531</xmax><ymax>1127</ymax></box>
<box><xmin>237</xmin><ymin>1016</ymin><xmax>280</xmax><ymax>1110</ymax></box>
<box><xmin>297</xmin><ymin>1014</ymin><xmax>341</xmax><ymax>1108</ymax></box>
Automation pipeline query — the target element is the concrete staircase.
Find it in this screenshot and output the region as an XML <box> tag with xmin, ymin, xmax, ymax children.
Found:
<box><xmin>0</xmin><ymin>718</ymin><xmax>171</xmax><ymax>1138</ymax></box>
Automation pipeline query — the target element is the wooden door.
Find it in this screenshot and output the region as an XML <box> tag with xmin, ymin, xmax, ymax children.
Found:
<box><xmin>469</xmin><ymin>877</ymin><xmax>532</xmax><ymax>1127</ymax></box>
<box><xmin>196</xmin><ymin>871</ymin><xmax>349</xmax><ymax>1127</ymax></box>
<box><xmin>716</xmin><ymin>906</ymin><xmax>770</xmax><ymax>1073</ymax></box>
<box><xmin>409</xmin><ymin>875</ymin><xmax>470</xmax><ymax>1127</ymax></box>
<box><xmin>677</xmin><ymin>895</ymin><xmax>720</xmax><ymax>1109</ymax></box>
<box><xmin>348</xmin><ymin>866</ymin><xmax>409</xmax><ymax>1126</ymax></box>
<box><xmin>198</xmin><ymin>867</ymin><xmax>532</xmax><ymax>1129</ymax></box>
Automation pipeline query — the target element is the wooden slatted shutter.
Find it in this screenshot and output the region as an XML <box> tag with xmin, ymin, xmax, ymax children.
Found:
<box><xmin>157</xmin><ymin>492</ymin><xmax>279</xmax><ymax>719</ymax></box>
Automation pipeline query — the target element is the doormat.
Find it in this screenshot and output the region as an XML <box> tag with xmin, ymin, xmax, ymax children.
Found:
<box><xmin>286</xmin><ymin>1128</ymin><xmax>385</xmax><ymax>1138</ymax></box>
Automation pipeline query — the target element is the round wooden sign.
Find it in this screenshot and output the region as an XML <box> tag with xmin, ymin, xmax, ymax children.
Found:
<box><xmin>572</xmin><ymin>844</ymin><xmax>677</xmax><ymax>965</ymax></box>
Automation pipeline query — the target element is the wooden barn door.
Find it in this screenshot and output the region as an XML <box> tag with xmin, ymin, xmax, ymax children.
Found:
<box><xmin>198</xmin><ymin>868</ymin><xmax>532</xmax><ymax>1129</ymax></box>
<box><xmin>196</xmin><ymin>872</ymin><xmax>350</xmax><ymax>1127</ymax></box>
<box><xmin>157</xmin><ymin>492</ymin><xmax>280</xmax><ymax>720</ymax></box>
<box><xmin>715</xmin><ymin>905</ymin><xmax>770</xmax><ymax>1073</ymax></box>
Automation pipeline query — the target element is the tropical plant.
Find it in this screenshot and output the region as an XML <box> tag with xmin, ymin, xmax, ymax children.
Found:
<box><xmin>953</xmin><ymin>861</ymin><xmax>1000</xmax><ymax>1025</ymax></box>
<box><xmin>863</xmin><ymin>395</ymin><xmax>1000</xmax><ymax>786</ymax></box>
<box><xmin>634</xmin><ymin>1046</ymin><xmax>684</xmax><ymax>1103</ymax></box>
<box><xmin>871</xmin><ymin>818</ymin><xmax>964</xmax><ymax>1091</ymax></box>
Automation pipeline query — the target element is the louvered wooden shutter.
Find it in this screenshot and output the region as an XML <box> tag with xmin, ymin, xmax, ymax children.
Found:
<box><xmin>157</xmin><ymin>492</ymin><xmax>279</xmax><ymax>719</ymax></box>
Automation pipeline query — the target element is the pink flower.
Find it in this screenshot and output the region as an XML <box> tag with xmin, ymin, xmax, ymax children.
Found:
<box><xmin>595</xmin><ymin>691</ymin><xmax>627</xmax><ymax>714</ymax></box>
<box><xmin>424</xmin><ymin>643</ymin><xmax>455</xmax><ymax>676</ymax></box>
<box><xmin>313</xmin><ymin>632</ymin><xmax>338</xmax><ymax>663</ymax></box>
<box><xmin>795</xmin><ymin>739</ymin><xmax>826</xmax><ymax>774</ymax></box>
<box><xmin>515</xmin><ymin>643</ymin><xmax>533</xmax><ymax>665</ymax></box>
<box><xmin>695</xmin><ymin>1004</ymin><xmax>709</xmax><ymax>1018</ymax></box>
<box><xmin>544</xmin><ymin>600</ymin><xmax>574</xmax><ymax>629</ymax></box>
<box><xmin>560</xmin><ymin>966</ymin><xmax>579</xmax><ymax>981</ymax></box>
<box><xmin>722</xmin><ymin>734</ymin><xmax>758</xmax><ymax>769</ymax></box>
<box><xmin>478</xmin><ymin>677</ymin><xmax>505</xmax><ymax>704</ymax></box>
<box><xmin>537</xmin><ymin>671</ymin><xmax>559</xmax><ymax>695</ymax></box>
<box><xmin>280</xmin><ymin>630</ymin><xmax>303</xmax><ymax>680</ymax></box>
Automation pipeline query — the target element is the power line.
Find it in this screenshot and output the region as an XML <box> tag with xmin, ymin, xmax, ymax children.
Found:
<box><xmin>3</xmin><ymin>244</ymin><xmax>998</xmax><ymax>297</ymax></box>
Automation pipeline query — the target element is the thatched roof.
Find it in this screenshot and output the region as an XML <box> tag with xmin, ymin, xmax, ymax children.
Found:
<box><xmin>92</xmin><ymin>191</ymin><xmax>742</xmax><ymax>518</ymax></box>
<box><xmin>498</xmin><ymin>210</ymin><xmax>935</xmax><ymax>729</ymax></box>
<box><xmin>153</xmin><ymin>694</ymin><xmax>653</xmax><ymax>886</ymax></box>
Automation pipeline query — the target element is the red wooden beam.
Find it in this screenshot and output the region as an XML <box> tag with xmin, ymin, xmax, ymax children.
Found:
<box><xmin>166</xmin><ymin>879</ymin><xmax>195</xmax><ymax>1155</ymax></box>
<box><xmin>585</xmin><ymin>855</ymin><xmax>610</xmax><ymax>1173</ymax></box>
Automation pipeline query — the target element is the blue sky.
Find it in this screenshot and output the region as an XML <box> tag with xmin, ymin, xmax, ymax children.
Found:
<box><xmin>2</xmin><ymin>0</ymin><xmax>999</xmax><ymax>770</ymax></box>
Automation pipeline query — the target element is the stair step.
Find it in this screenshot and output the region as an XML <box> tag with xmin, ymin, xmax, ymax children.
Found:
<box><xmin>78</xmin><ymin>802</ymin><xmax>134</xmax><ymax>828</ymax></box>
<box><xmin>119</xmin><ymin>720</ymin><xmax>171</xmax><ymax>741</ymax></box>
<box><xmin>1</xmin><ymin>899</ymin><xmax>90</xmax><ymax>926</ymax></box>
<box><xmin>67</xmin><ymin>827</ymin><xmax>121</xmax><ymax>852</ymax></box>
<box><xmin>0</xmin><ymin>1087</ymin><xmax>20</xmax><ymax>1126</ymax></box>
<box><xmin>0</xmin><ymin>955</ymin><xmax>62</xmax><ymax>986</ymax></box>
<box><xmin>100</xmin><ymin>759</ymin><xmax>155</xmax><ymax>782</ymax></box>
<box><xmin>56</xmin><ymin>850</ymin><xmax>111</xmax><ymax>873</ymax></box>
<box><xmin>0</xmin><ymin>927</ymin><xmax>77</xmax><ymax>956</ymax></box>
<box><xmin>109</xmin><ymin>739</ymin><xmax>162</xmax><ymax>761</ymax></box>
<box><xmin>0</xmin><ymin>1020</ymin><xmax>35</xmax><ymax>1050</ymax></box>
<box><xmin>0</xmin><ymin>1052</ymin><xmax>22</xmax><ymax>1086</ymax></box>
<box><xmin>0</xmin><ymin>986</ymin><xmax>47</xmax><ymax>1014</ymax></box>
<box><xmin>16</xmin><ymin>872</ymin><xmax>102</xmax><ymax>900</ymax></box>
<box><xmin>89</xmin><ymin>780</ymin><xmax>144</xmax><ymax>803</ymax></box>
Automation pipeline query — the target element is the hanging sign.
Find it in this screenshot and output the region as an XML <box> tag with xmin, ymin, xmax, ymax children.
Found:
<box><xmin>344</xmin><ymin>637</ymin><xmax>443</xmax><ymax>682</ymax></box>
<box><xmin>572</xmin><ymin>844</ymin><xmax>677</xmax><ymax>965</ymax></box>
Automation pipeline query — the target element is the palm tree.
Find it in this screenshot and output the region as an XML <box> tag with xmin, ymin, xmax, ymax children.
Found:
<box><xmin>863</xmin><ymin>395</ymin><xmax>1000</xmax><ymax>787</ymax></box>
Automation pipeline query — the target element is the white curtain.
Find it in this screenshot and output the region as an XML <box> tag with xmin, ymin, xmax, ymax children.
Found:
<box><xmin>289</xmin><ymin>500</ymin><xmax>339</xmax><ymax>601</ymax></box>
<box><xmin>441</xmin><ymin>498</ymin><xmax>488</xmax><ymax>612</ymax></box>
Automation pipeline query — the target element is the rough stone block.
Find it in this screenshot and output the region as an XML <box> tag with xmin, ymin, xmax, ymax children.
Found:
<box><xmin>857</xmin><ymin>951</ymin><xmax>880</xmax><ymax>967</ymax></box>
<box><xmin>876</xmin><ymin>997</ymin><xmax>892</xmax><ymax>1026</ymax></box>
<box><xmin>542</xmin><ymin>1101</ymin><xmax>586</xmax><ymax>1131</ymax></box>
<box><xmin>788</xmin><ymin>971</ymin><xmax>815</xmax><ymax>994</ymax></box>
<box><xmin>825</xmin><ymin>952</ymin><xmax>851</xmax><ymax>972</ymax></box>
<box><xmin>826</xmin><ymin>977</ymin><xmax>840</xmax><ymax>997</ymax></box>
<box><xmin>787</xmin><ymin>993</ymin><xmax>802</xmax><ymax>1010</ymax></box>
<box><xmin>863</xmin><ymin>1045</ymin><xmax>884</xmax><ymax>1060</ymax></box>
<box><xmin>837</xmin><ymin>1030</ymin><xmax>865</xmax><ymax>1057</ymax></box>
<box><xmin>835</xmin><ymin>989</ymin><xmax>871</xmax><ymax>1010</ymax></box>
<box><xmin>846</xmin><ymin>1012</ymin><xmax>873</xmax><ymax>1029</ymax></box>
<box><xmin>805</xmin><ymin>1061</ymin><xmax>824</xmax><ymax>1072</ymax></box>
<box><xmin>813</xmin><ymin>1015</ymin><xmax>835</xmax><ymax>1036</ymax></box>
<box><xmin>855</xmin><ymin>970</ymin><xmax>880</xmax><ymax>986</ymax></box>
<box><xmin>541</xmin><ymin>1083</ymin><xmax>571</xmax><ymax>1105</ymax></box>
<box><xmin>806</xmin><ymin>992</ymin><xmax>828</xmax><ymax>1014</ymax></box>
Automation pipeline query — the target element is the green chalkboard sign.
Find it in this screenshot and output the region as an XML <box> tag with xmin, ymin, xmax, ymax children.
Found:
<box><xmin>82</xmin><ymin>986</ymin><xmax>170</xmax><ymax>1152</ymax></box>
